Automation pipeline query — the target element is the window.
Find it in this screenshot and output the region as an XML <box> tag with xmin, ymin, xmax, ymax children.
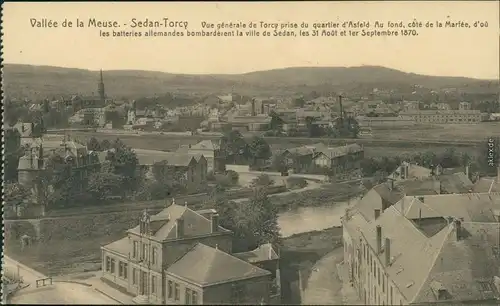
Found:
<box><xmin>110</xmin><ymin>258</ymin><xmax>116</xmax><ymax>274</ymax></box>
<box><xmin>192</xmin><ymin>291</ymin><xmax>198</xmax><ymax>304</ymax></box>
<box><xmin>168</xmin><ymin>280</ymin><xmax>174</xmax><ymax>299</ymax></box>
<box><xmin>133</xmin><ymin>241</ymin><xmax>138</xmax><ymax>258</ymax></box>
<box><xmin>132</xmin><ymin>268</ymin><xmax>137</xmax><ymax>285</ymax></box>
<box><xmin>151</xmin><ymin>276</ymin><xmax>156</xmax><ymax>294</ymax></box>
<box><xmin>185</xmin><ymin>288</ymin><xmax>199</xmax><ymax>305</ymax></box>
<box><xmin>118</xmin><ymin>262</ymin><xmax>124</xmax><ymax>277</ymax></box>
<box><xmin>152</xmin><ymin>247</ymin><xmax>158</xmax><ymax>265</ymax></box>
<box><xmin>174</xmin><ymin>283</ymin><xmax>180</xmax><ymax>301</ymax></box>
<box><xmin>123</xmin><ymin>263</ymin><xmax>128</xmax><ymax>279</ymax></box>
<box><xmin>105</xmin><ymin>257</ymin><xmax>111</xmax><ymax>272</ymax></box>
<box><xmin>142</xmin><ymin>243</ymin><xmax>147</xmax><ymax>261</ymax></box>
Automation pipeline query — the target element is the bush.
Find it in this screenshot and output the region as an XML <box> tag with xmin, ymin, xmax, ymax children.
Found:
<box><xmin>214</xmin><ymin>174</ymin><xmax>233</xmax><ymax>187</ymax></box>
<box><xmin>226</xmin><ymin>170</ymin><xmax>239</xmax><ymax>184</ymax></box>
<box><xmin>287</xmin><ymin>177</ymin><xmax>308</xmax><ymax>189</ymax></box>
<box><xmin>207</xmin><ymin>170</ymin><xmax>216</xmax><ymax>182</ymax></box>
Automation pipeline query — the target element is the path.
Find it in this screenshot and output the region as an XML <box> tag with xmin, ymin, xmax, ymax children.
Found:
<box><xmin>301</xmin><ymin>248</ymin><xmax>344</xmax><ymax>305</ymax></box>
<box><xmin>4</xmin><ymin>256</ymin><xmax>118</xmax><ymax>304</ymax></box>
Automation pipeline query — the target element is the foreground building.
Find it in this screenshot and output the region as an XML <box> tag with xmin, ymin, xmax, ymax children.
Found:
<box><xmin>342</xmin><ymin>189</ymin><xmax>500</xmax><ymax>305</ymax></box>
<box><xmin>101</xmin><ymin>201</ymin><xmax>281</xmax><ymax>305</ymax></box>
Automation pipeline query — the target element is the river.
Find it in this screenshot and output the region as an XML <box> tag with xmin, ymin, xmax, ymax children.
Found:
<box><xmin>277</xmin><ymin>197</ymin><xmax>360</xmax><ymax>237</ymax></box>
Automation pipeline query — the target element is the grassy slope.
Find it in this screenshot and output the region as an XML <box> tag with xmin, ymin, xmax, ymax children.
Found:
<box><xmin>4</xmin><ymin>63</ymin><xmax>496</xmax><ymax>100</ymax></box>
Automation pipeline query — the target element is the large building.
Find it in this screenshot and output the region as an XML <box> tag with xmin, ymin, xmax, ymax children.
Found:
<box><xmin>400</xmin><ymin>110</ymin><xmax>482</xmax><ymax>124</ymax></box>
<box><xmin>342</xmin><ymin>189</ymin><xmax>500</xmax><ymax>305</ymax></box>
<box><xmin>132</xmin><ymin>149</ymin><xmax>208</xmax><ymax>191</ymax></box>
<box><xmin>15</xmin><ymin>137</ymin><xmax>101</xmax><ymax>217</ymax></box>
<box><xmin>101</xmin><ymin>201</ymin><xmax>281</xmax><ymax>305</ymax></box>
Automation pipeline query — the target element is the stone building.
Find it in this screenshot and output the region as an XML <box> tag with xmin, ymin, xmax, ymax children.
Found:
<box><xmin>342</xmin><ymin>189</ymin><xmax>500</xmax><ymax>305</ymax></box>
<box><xmin>16</xmin><ymin>137</ymin><xmax>101</xmax><ymax>216</ymax></box>
<box><xmin>101</xmin><ymin>201</ymin><xmax>281</xmax><ymax>304</ymax></box>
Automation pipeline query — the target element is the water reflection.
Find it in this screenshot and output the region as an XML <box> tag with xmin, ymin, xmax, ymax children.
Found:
<box><xmin>277</xmin><ymin>198</ymin><xmax>359</xmax><ymax>237</ymax></box>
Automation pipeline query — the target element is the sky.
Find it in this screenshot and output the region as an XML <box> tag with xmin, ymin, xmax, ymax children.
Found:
<box><xmin>3</xmin><ymin>1</ymin><xmax>499</xmax><ymax>79</ymax></box>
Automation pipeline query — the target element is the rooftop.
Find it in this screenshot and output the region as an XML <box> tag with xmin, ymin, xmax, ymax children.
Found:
<box><xmin>166</xmin><ymin>243</ymin><xmax>271</xmax><ymax>287</ymax></box>
<box><xmin>127</xmin><ymin>202</ymin><xmax>231</xmax><ymax>241</ymax></box>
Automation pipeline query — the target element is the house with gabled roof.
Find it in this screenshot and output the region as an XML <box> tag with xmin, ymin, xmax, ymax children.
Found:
<box><xmin>342</xmin><ymin>186</ymin><xmax>500</xmax><ymax>305</ymax></box>
<box><xmin>133</xmin><ymin>148</ymin><xmax>208</xmax><ymax>190</ymax></box>
<box><xmin>101</xmin><ymin>200</ymin><xmax>280</xmax><ymax>305</ymax></box>
<box><xmin>177</xmin><ymin>140</ymin><xmax>226</xmax><ymax>173</ymax></box>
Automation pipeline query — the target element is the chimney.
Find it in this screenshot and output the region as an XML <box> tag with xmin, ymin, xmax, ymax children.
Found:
<box><xmin>389</xmin><ymin>179</ymin><xmax>394</xmax><ymax>191</ymax></box>
<box><xmin>211</xmin><ymin>214</ymin><xmax>219</xmax><ymax>233</ymax></box>
<box><xmin>176</xmin><ymin>218</ymin><xmax>184</xmax><ymax>238</ymax></box>
<box><xmin>453</xmin><ymin>219</ymin><xmax>462</xmax><ymax>241</ymax></box>
<box><xmin>465</xmin><ymin>165</ymin><xmax>470</xmax><ymax>180</ymax></box>
<box><xmin>251</xmin><ymin>99</ymin><xmax>256</xmax><ymax>116</ymax></box>
<box><xmin>376</xmin><ymin>225</ymin><xmax>382</xmax><ymax>253</ymax></box>
<box><xmin>338</xmin><ymin>95</ymin><xmax>344</xmax><ymax>124</ymax></box>
<box><xmin>374</xmin><ymin>209</ymin><xmax>381</xmax><ymax>220</ymax></box>
<box><xmin>385</xmin><ymin>238</ymin><xmax>391</xmax><ymax>266</ymax></box>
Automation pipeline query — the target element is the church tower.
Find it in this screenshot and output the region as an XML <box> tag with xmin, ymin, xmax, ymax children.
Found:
<box><xmin>97</xmin><ymin>69</ymin><xmax>106</xmax><ymax>103</ymax></box>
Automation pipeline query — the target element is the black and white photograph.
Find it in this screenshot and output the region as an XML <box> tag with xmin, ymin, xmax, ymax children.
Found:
<box><xmin>2</xmin><ymin>1</ymin><xmax>500</xmax><ymax>305</ymax></box>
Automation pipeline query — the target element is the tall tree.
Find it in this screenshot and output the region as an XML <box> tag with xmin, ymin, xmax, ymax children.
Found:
<box><xmin>87</xmin><ymin>137</ymin><xmax>101</xmax><ymax>151</ymax></box>
<box><xmin>248</xmin><ymin>136</ymin><xmax>272</xmax><ymax>168</ymax></box>
<box><xmin>4</xmin><ymin>128</ymin><xmax>22</xmax><ymax>183</ymax></box>
<box><xmin>220</xmin><ymin>130</ymin><xmax>248</xmax><ymax>164</ymax></box>
<box><xmin>106</xmin><ymin>138</ymin><xmax>140</xmax><ymax>191</ymax></box>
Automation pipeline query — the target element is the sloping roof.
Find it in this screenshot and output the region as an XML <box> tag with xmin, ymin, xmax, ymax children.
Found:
<box><xmin>396</xmin><ymin>178</ymin><xmax>441</xmax><ymax>196</ymax></box>
<box><xmin>353</xmin><ymin>183</ymin><xmax>404</xmax><ymax>221</ymax></box>
<box><xmin>473</xmin><ymin>178</ymin><xmax>500</xmax><ymax>193</ymax></box>
<box><xmin>390</xmin><ymin>163</ymin><xmax>433</xmax><ymax>180</ymax></box>
<box><xmin>413</xmin><ymin>222</ymin><xmax>500</xmax><ymax>303</ymax></box>
<box><xmin>393</xmin><ymin>193</ymin><xmax>500</xmax><ymax>222</ymax></box>
<box><xmin>344</xmin><ymin>204</ymin><xmax>500</xmax><ymax>304</ymax></box>
<box><xmin>127</xmin><ymin>203</ymin><xmax>230</xmax><ymax>241</ymax></box>
<box><xmin>346</xmin><ymin>206</ymin><xmax>452</xmax><ymax>303</ymax></box>
<box><xmin>166</xmin><ymin>243</ymin><xmax>271</xmax><ymax>286</ymax></box>
<box><xmin>373</xmin><ymin>183</ymin><xmax>405</xmax><ymax>205</ymax></box>
<box><xmin>315</xmin><ymin>144</ymin><xmax>363</xmax><ymax>159</ymax></box>
<box><xmin>103</xmin><ymin>237</ymin><xmax>129</xmax><ymax>254</ymax></box>
<box><xmin>190</xmin><ymin>140</ymin><xmax>220</xmax><ymax>151</ymax></box>
<box><xmin>133</xmin><ymin>149</ymin><xmax>196</xmax><ymax>167</ymax></box>
<box><xmin>233</xmin><ymin>243</ymin><xmax>279</xmax><ymax>263</ymax></box>
<box><xmin>439</xmin><ymin>173</ymin><xmax>473</xmax><ymax>194</ymax></box>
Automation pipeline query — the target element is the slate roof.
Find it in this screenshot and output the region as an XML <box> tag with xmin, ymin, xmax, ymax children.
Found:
<box><xmin>127</xmin><ymin>203</ymin><xmax>231</xmax><ymax>241</ymax></box>
<box><xmin>393</xmin><ymin>193</ymin><xmax>500</xmax><ymax>222</ymax></box>
<box><xmin>473</xmin><ymin>178</ymin><xmax>500</xmax><ymax>193</ymax></box>
<box><xmin>233</xmin><ymin>243</ymin><xmax>279</xmax><ymax>263</ymax></box>
<box><xmin>390</xmin><ymin>163</ymin><xmax>433</xmax><ymax>180</ymax></box>
<box><xmin>166</xmin><ymin>243</ymin><xmax>271</xmax><ymax>287</ymax></box>
<box><xmin>343</xmin><ymin>205</ymin><xmax>500</xmax><ymax>304</ymax></box>
<box><xmin>190</xmin><ymin>140</ymin><xmax>220</xmax><ymax>151</ymax></box>
<box><xmin>133</xmin><ymin>149</ymin><xmax>197</xmax><ymax>167</ymax></box>
<box><xmin>353</xmin><ymin>183</ymin><xmax>404</xmax><ymax>221</ymax></box>
<box><xmin>439</xmin><ymin>173</ymin><xmax>473</xmax><ymax>194</ymax></box>
<box><xmin>103</xmin><ymin>237</ymin><xmax>129</xmax><ymax>255</ymax></box>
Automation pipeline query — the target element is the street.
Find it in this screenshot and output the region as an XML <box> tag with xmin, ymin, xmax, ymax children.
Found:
<box><xmin>4</xmin><ymin>256</ymin><xmax>118</xmax><ymax>304</ymax></box>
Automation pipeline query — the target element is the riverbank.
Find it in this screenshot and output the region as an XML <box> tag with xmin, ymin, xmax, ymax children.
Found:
<box><xmin>4</xmin><ymin>185</ymin><xmax>357</xmax><ymax>277</ymax></box>
<box><xmin>280</xmin><ymin>226</ymin><xmax>344</xmax><ymax>304</ymax></box>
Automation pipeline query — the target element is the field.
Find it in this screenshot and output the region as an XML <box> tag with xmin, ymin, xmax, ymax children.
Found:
<box><xmin>63</xmin><ymin>129</ymin><xmax>482</xmax><ymax>159</ymax></box>
<box><xmin>369</xmin><ymin>122</ymin><xmax>500</xmax><ymax>142</ymax></box>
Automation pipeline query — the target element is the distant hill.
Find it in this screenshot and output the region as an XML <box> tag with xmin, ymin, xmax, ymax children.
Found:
<box><xmin>3</xmin><ymin>63</ymin><xmax>498</xmax><ymax>101</ymax></box>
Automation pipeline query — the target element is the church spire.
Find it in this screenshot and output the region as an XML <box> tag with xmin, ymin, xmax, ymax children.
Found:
<box><xmin>97</xmin><ymin>69</ymin><xmax>106</xmax><ymax>103</ymax></box>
